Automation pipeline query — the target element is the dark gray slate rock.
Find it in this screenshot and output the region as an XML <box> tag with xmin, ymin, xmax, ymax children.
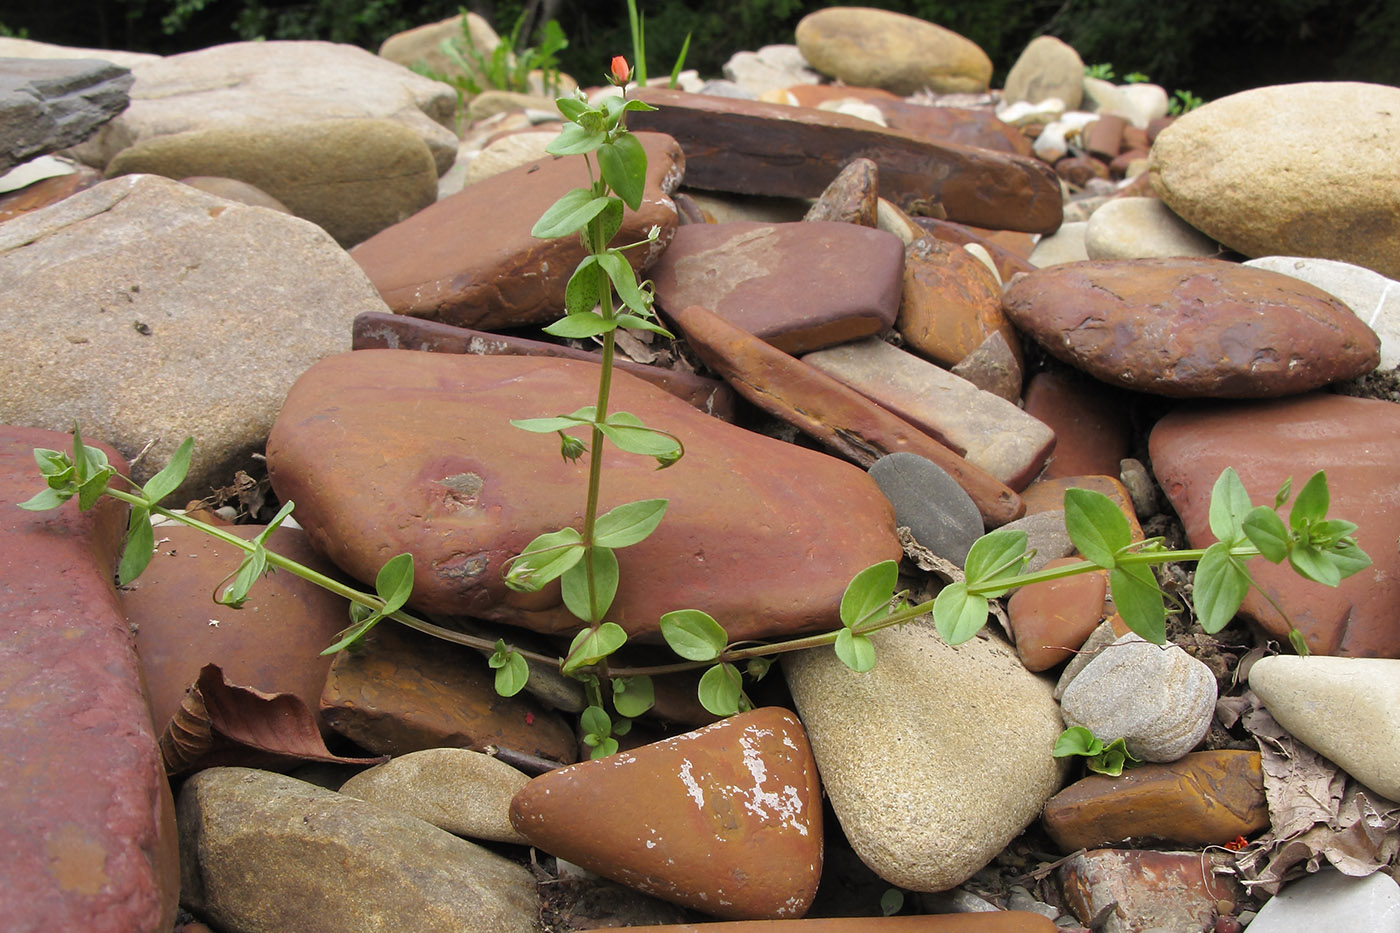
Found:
<box><xmin>0</xmin><ymin>57</ymin><xmax>132</xmax><ymax>173</ymax></box>
<box><xmin>869</xmin><ymin>451</ymin><xmax>983</xmax><ymax>566</ymax></box>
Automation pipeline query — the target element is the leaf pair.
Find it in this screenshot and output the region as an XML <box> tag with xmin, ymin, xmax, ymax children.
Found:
<box><xmin>503</xmin><ymin>499</ymin><xmax>669</xmax><ymax>595</ymax></box>
<box><xmin>19</xmin><ymin>424</ymin><xmax>119</xmax><ymax>514</ymax></box>
<box><xmin>320</xmin><ymin>553</ymin><xmax>415</xmax><ymax>655</ymax></box>
<box><xmin>834</xmin><ymin>559</ymin><xmax>900</xmax><ymax>671</ymax></box>
<box><xmin>512</xmin><ymin>408</ymin><xmax>682</xmax><ymax>469</ymax></box>
<box><xmin>655</xmin><ymin>610</ymin><xmax>749</xmax><ymax>716</ymax></box>
<box><xmin>933</xmin><ymin>529</ymin><xmax>1030</xmax><ymax>645</ymax></box>
<box><xmin>1063</xmin><ymin>488</ymin><xmax>1169</xmax><ymax>643</ymax></box>
<box><xmin>1053</xmin><ymin>726</ymin><xmax>1141</xmax><ymax>777</ymax></box>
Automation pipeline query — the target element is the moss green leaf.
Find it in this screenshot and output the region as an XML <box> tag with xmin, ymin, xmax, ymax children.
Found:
<box><xmin>659</xmin><ymin>609</ymin><xmax>727</xmax><ymax>661</ymax></box>
<box><xmin>1194</xmin><ymin>542</ymin><xmax>1249</xmax><ymax>633</ymax></box>
<box><xmin>834</xmin><ymin>628</ymin><xmax>877</xmax><ymax>672</ymax></box>
<box><xmin>597</xmin><ymin>131</ymin><xmax>648</xmax><ymax>211</ymax></box>
<box><xmin>563</xmin><ymin>620</ymin><xmax>628</xmax><ymax>673</ymax></box>
<box><xmin>1208</xmin><ymin>467</ymin><xmax>1252</xmax><ymax>546</ymax></box>
<box><xmin>839</xmin><ymin>559</ymin><xmax>898</xmax><ymax>628</ymax></box>
<box><xmin>593</xmin><ymin>498</ymin><xmax>668</xmax><ymax>548</ymax></box>
<box><xmin>932</xmin><ymin>581</ymin><xmax>988</xmax><ymax>645</ymax></box>
<box><xmin>611</xmin><ymin>675</ymin><xmax>655</xmax><ymax>718</ymax></box>
<box><xmin>561</xmin><ymin>546</ymin><xmax>619</xmax><ymax>623</ymax></box>
<box><xmin>1242</xmin><ymin>506</ymin><xmax>1289</xmax><ymax>563</ymax></box>
<box><xmin>504</xmin><ymin>527</ymin><xmax>584</xmax><ymax>591</ymax></box>
<box><xmin>118</xmin><ymin>507</ymin><xmax>154</xmax><ymax>585</ymax></box>
<box><xmin>532</xmin><ymin>188</ymin><xmax>612</xmax><ymax>238</ymax></box>
<box><xmin>142</xmin><ymin>437</ymin><xmax>194</xmax><ymax>506</ymax></box>
<box><xmin>1064</xmin><ymin>487</ymin><xmax>1130</xmax><ymax>569</ymax></box>
<box><xmin>1110</xmin><ymin>562</ymin><xmax>1166</xmax><ymax>644</ymax></box>
<box><xmin>698</xmin><ymin>662</ymin><xmax>743</xmax><ymax>716</ymax></box>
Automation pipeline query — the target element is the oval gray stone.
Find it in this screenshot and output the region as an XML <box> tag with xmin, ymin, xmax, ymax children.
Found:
<box><xmin>869</xmin><ymin>451</ymin><xmax>983</xmax><ymax>567</ymax></box>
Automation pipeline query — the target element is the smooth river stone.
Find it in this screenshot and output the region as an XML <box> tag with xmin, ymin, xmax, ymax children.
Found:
<box><xmin>650</xmin><ymin>221</ymin><xmax>904</xmax><ymax>354</ymax></box>
<box><xmin>794</xmin><ymin>7</ymin><xmax>992</xmax><ymax>94</ymax></box>
<box><xmin>1149</xmin><ymin>393</ymin><xmax>1400</xmax><ymax>657</ymax></box>
<box><xmin>265</xmin><ymin>350</ymin><xmax>900</xmax><ymax>643</ymax></box>
<box><xmin>1002</xmin><ymin>258</ymin><xmax>1380</xmax><ymax>397</ymax></box>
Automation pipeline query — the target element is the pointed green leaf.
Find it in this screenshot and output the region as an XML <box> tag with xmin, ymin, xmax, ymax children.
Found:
<box><xmin>698</xmin><ymin>662</ymin><xmax>743</xmax><ymax>717</ymax></box>
<box><xmin>489</xmin><ymin>640</ymin><xmax>530</xmax><ymax>697</ymax></box>
<box><xmin>76</xmin><ymin>463</ymin><xmax>114</xmax><ymax>511</ymax></box>
<box><xmin>580</xmin><ymin>704</ymin><xmax>611</xmax><ymax>739</ymax></box>
<box><xmin>1064</xmin><ymin>488</ymin><xmax>1130</xmax><ymax>569</ymax></box>
<box><xmin>532</xmin><ymin>188</ymin><xmax>612</xmax><ymax>239</ymax></box>
<box><xmin>218</xmin><ymin>544</ymin><xmax>268</xmax><ymax>608</ymax></box>
<box><xmin>118</xmin><ymin>507</ymin><xmax>154</xmax><ymax>585</ymax></box>
<box><xmin>555</xmin><ymin>96</ymin><xmax>593</xmax><ymax>122</ymax></box>
<box><xmin>659</xmin><ymin>609</ymin><xmax>727</xmax><ymax>661</ymax></box>
<box><xmin>1326</xmin><ymin>540</ymin><xmax>1372</xmax><ymax>580</ymax></box>
<box><xmin>254</xmin><ymin>499</ymin><xmax>296</xmax><ymax>547</ymax></box>
<box><xmin>545</xmin><ymin>121</ymin><xmax>607</xmax><ymax>156</ymax></box>
<box><xmin>1110</xmin><ymin>562</ymin><xmax>1166</xmax><ymax>644</ymax></box>
<box><xmin>504</xmin><ymin>527</ymin><xmax>584</xmax><ymax>591</ymax></box>
<box><xmin>1289</xmin><ymin>544</ymin><xmax>1341</xmax><ymax>587</ymax></box>
<box><xmin>544</xmin><ymin>313</ymin><xmax>616</xmax><ymax>339</ymax></box>
<box><xmin>1309</xmin><ymin>519</ymin><xmax>1358</xmax><ymax>548</ymax></box>
<box><xmin>597</xmin><ymin>131</ymin><xmax>648</xmax><ymax>210</ymax></box>
<box><xmin>563</xmin><ymin>256</ymin><xmax>602</xmax><ymax>316</ymax></box>
<box><xmin>511</xmin><ymin>416</ymin><xmax>586</xmax><ymax>433</ymax></box>
<box><xmin>561</xmin><ymin>545</ymin><xmax>619</xmax><ymax>623</ymax></box>
<box><xmin>611</xmin><ymin>675</ymin><xmax>655</xmax><ymax>718</ymax></box>
<box><xmin>932</xmin><ymin>581</ymin><xmax>988</xmax><ymax>645</ymax></box>
<box><xmin>595</xmin><ymin>251</ymin><xmax>650</xmax><ymax>317</ymax></box>
<box><xmin>963</xmin><ymin>528</ymin><xmax>1029</xmax><ymax>594</ymax></box>
<box><xmin>1053</xmin><ymin>725</ymin><xmax>1103</xmax><ymax>758</ymax></box>
<box><xmin>142</xmin><ymin>437</ymin><xmax>194</xmax><ymax>505</ymax></box>
<box><xmin>562</xmin><ymin>621</ymin><xmax>628</xmax><ymax>673</ymax></box>
<box><xmin>1274</xmin><ymin>477</ymin><xmax>1293</xmax><ymax>510</ymax></box>
<box><xmin>839</xmin><ymin>560</ymin><xmax>898</xmax><ymax>628</ymax></box>
<box><xmin>1194</xmin><ymin>542</ymin><xmax>1249</xmax><ymax>633</ymax></box>
<box><xmin>834</xmin><ymin>628</ymin><xmax>877</xmax><ymax>672</ymax></box>
<box><xmin>621</xmin><ymin>99</ymin><xmax>658</xmax><ymax>115</ymax></box>
<box><xmin>33</xmin><ymin>447</ymin><xmax>69</xmax><ymax>478</ymax></box>
<box><xmin>1208</xmin><ymin>467</ymin><xmax>1253</xmax><ymax>546</ymax></box>
<box><xmin>594</xmin><ymin>498</ymin><xmax>668</xmax><ymax>548</ymax></box>
<box><xmin>614</xmin><ymin>313</ymin><xmax>674</xmax><ymax>338</ymax></box>
<box><xmin>1289</xmin><ymin>471</ymin><xmax>1330</xmax><ymax>530</ymax></box>
<box><xmin>597</xmin><ymin>412</ymin><xmax>681</xmax><ymax>460</ymax></box>
<box><xmin>18</xmin><ymin>487</ymin><xmax>73</xmax><ymax>511</ymax></box>
<box><xmin>321</xmin><ymin>602</ymin><xmax>385</xmax><ymax>655</ymax></box>
<box><xmin>1242</xmin><ymin>506</ymin><xmax>1289</xmax><ymax>563</ymax></box>
<box><xmin>374</xmin><ymin>553</ymin><xmax>415</xmax><ymax>614</ymax></box>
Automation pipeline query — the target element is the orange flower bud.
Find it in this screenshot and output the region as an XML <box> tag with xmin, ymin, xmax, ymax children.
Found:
<box><xmin>610</xmin><ymin>55</ymin><xmax>630</xmax><ymax>86</ymax></box>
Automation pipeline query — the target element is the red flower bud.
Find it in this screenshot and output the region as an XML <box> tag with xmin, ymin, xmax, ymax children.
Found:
<box><xmin>610</xmin><ymin>55</ymin><xmax>630</xmax><ymax>86</ymax></box>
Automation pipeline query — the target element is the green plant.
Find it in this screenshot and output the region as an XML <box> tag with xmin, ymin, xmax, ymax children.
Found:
<box><xmin>1053</xmin><ymin>726</ymin><xmax>1141</xmax><ymax>776</ymax></box>
<box><xmin>1084</xmin><ymin>62</ymin><xmax>1116</xmax><ymax>80</ymax></box>
<box><xmin>1123</xmin><ymin>71</ymin><xmax>1150</xmax><ymax>83</ymax></box>
<box><xmin>413</xmin><ymin>8</ymin><xmax>568</xmax><ymax>103</ymax></box>
<box><xmin>624</xmin><ymin>0</ymin><xmax>691</xmax><ymax>90</ymax></box>
<box><xmin>1168</xmin><ymin>88</ymin><xmax>1205</xmax><ymax>115</ymax></box>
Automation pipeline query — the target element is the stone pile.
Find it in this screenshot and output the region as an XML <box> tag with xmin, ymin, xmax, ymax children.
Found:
<box><xmin>1</xmin><ymin>6</ymin><xmax>1399</xmax><ymax>932</ymax></box>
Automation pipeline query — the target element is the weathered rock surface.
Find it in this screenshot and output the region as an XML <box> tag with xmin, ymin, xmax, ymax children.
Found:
<box><xmin>511</xmin><ymin>708</ymin><xmax>823</xmax><ymax>919</ymax></box>
<box><xmin>0</xmin><ymin>174</ymin><xmax>388</xmax><ymax>501</ymax></box>
<box><xmin>0</xmin><ymin>36</ymin><xmax>158</xmax><ymax>69</ymax></box>
<box><xmin>105</xmin><ymin>118</ymin><xmax>439</xmax><ymax>246</ymax></box>
<box><xmin>650</xmin><ymin>221</ymin><xmax>903</xmax><ymax>354</ymax></box>
<box><xmin>1003</xmin><ymin>258</ymin><xmax>1381</xmax><ymax>397</ymax></box>
<box><xmin>802</xmin><ymin>337</ymin><xmax>1053</xmax><ymax>490</ymax></box>
<box><xmin>266</xmin><ymin>349</ymin><xmax>900</xmax><ymax>642</ymax></box>
<box><xmin>615</xmin><ymin>917</ymin><xmax>1059</xmax><ymax>932</ymax></box>
<box><xmin>377</xmin><ymin>12</ymin><xmax>500</xmax><ymax>87</ymax></box>
<box><xmin>1248</xmin><ymin>869</ymin><xmax>1400</xmax><ymax>932</ymax></box>
<box><xmin>784</xmin><ymin>621</ymin><xmax>1065</xmax><ymax>892</ymax></box>
<box><xmin>1006</xmin><ymin>557</ymin><xmax>1107</xmax><ymax>671</ymax></box>
<box><xmin>1</xmin><ymin>425</ymin><xmax>179</xmax><ymax>933</ymax></box>
<box><xmin>794</xmin><ymin>7</ymin><xmax>992</xmax><ymax>94</ymax></box>
<box><xmin>0</xmin><ymin>57</ymin><xmax>133</xmax><ymax>173</ymax></box>
<box><xmin>339</xmin><ymin>747</ymin><xmax>529</xmax><ymax>843</ymax></box>
<box><xmin>1149</xmin><ymin>81</ymin><xmax>1400</xmax><ymax>280</ymax></box>
<box><xmin>664</xmin><ymin>302</ymin><xmax>1023</xmax><ymax>526</ymax></box>
<box><xmin>1042</xmin><ymin>750</ymin><xmax>1270</xmax><ymax>851</ymax></box>
<box><xmin>1059</xmin><ymin>633</ymin><xmax>1217</xmax><ymax>762</ymax></box>
<box><xmin>351</xmin><ymin>132</ymin><xmax>681</xmax><ymax>329</ymax></box>
<box><xmin>1021</xmin><ymin>371</ymin><xmax>1131</xmax><ymax>481</ymax></box>
<box><xmin>1150</xmin><ymin>393</ymin><xmax>1400</xmax><ymax>657</ymax></box>
<box><xmin>178</xmin><ymin>767</ymin><xmax>538</xmax><ymax>932</ymax></box>
<box><xmin>898</xmin><ymin>235</ymin><xmax>1023</xmax><ymax>369</ymax></box>
<box><xmin>803</xmin><ymin>157</ymin><xmax>879</xmax><ymax>226</ymax></box>
<box><xmin>1002</xmin><ymin>36</ymin><xmax>1084</xmax><ymax>111</ymax></box>
<box><xmin>1248</xmin><ymin>655</ymin><xmax>1400</xmax><ymax>799</ymax></box>
<box><xmin>67</xmin><ymin>40</ymin><xmax>460</xmax><ymax>175</ymax></box>
<box><xmin>1058</xmin><ymin>849</ymin><xmax>1242</xmax><ymax>933</ymax></box>
<box><xmin>631</xmin><ymin>88</ymin><xmax>1062</xmax><ymax>233</ymax></box>
<box><xmin>868</xmin><ymin>98</ymin><xmax>1032</xmax><ymax>156</ymax></box>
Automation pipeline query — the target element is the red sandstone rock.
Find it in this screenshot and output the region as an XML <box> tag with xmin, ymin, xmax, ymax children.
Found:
<box><xmin>600</xmin><ymin>915</ymin><xmax>1059</xmax><ymax>932</ymax></box>
<box><xmin>898</xmin><ymin>236</ymin><xmax>1023</xmax><ymax>371</ymax></box>
<box><xmin>0</xmin><ymin>426</ymin><xmax>179</xmax><ymax>932</ymax></box>
<box><xmin>510</xmin><ymin>708</ymin><xmax>822</xmax><ymax>920</ymax></box>
<box><xmin>914</xmin><ymin>217</ymin><xmax>1037</xmax><ymax>281</ymax></box>
<box><xmin>1059</xmin><ymin>849</ymin><xmax>1242</xmax><ymax>933</ymax></box>
<box><xmin>803</xmin><ymin>157</ymin><xmax>880</xmax><ymax>226</ymax></box>
<box><xmin>1022</xmin><ymin>371</ymin><xmax>1132</xmax><ymax>480</ymax></box>
<box><xmin>1007</xmin><ymin>556</ymin><xmax>1108</xmax><ymax>671</ymax></box>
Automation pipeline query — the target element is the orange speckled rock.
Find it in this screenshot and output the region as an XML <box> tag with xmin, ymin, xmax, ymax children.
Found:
<box><xmin>897</xmin><ymin>236</ymin><xmax>1023</xmax><ymax>370</ymax></box>
<box><xmin>1059</xmin><ymin>849</ymin><xmax>1242</xmax><ymax>933</ymax></box>
<box><xmin>510</xmin><ymin>708</ymin><xmax>822</xmax><ymax>920</ymax></box>
<box><xmin>1043</xmin><ymin>750</ymin><xmax>1269</xmax><ymax>852</ymax></box>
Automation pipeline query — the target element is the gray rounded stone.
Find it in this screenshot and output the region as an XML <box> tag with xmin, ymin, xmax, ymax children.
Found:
<box><xmin>869</xmin><ymin>451</ymin><xmax>983</xmax><ymax>567</ymax></box>
<box><xmin>1059</xmin><ymin>633</ymin><xmax>1217</xmax><ymax>762</ymax></box>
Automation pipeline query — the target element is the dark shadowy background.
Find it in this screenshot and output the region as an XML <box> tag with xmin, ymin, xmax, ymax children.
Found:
<box><xmin>1</xmin><ymin>0</ymin><xmax>1396</xmax><ymax>100</ymax></box>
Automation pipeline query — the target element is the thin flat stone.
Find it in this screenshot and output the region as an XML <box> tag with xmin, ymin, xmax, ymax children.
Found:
<box><xmin>665</xmin><ymin>303</ymin><xmax>1023</xmax><ymax>526</ymax></box>
<box><xmin>868</xmin><ymin>452</ymin><xmax>983</xmax><ymax>566</ymax></box>
<box><xmin>630</xmin><ymin>88</ymin><xmax>1062</xmax><ymax>234</ymax></box>
<box><xmin>803</xmin><ymin>337</ymin><xmax>1053</xmax><ymax>490</ymax></box>
<box><xmin>803</xmin><ymin>156</ymin><xmax>879</xmax><ymax>225</ymax></box>
<box><xmin>0</xmin><ymin>57</ymin><xmax>133</xmax><ymax>172</ymax></box>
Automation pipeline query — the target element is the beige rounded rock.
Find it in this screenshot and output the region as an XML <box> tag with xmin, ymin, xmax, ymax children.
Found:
<box><xmin>1029</xmin><ymin>221</ymin><xmax>1088</xmax><ymax>267</ymax></box>
<box><xmin>464</xmin><ymin>130</ymin><xmax>556</xmax><ymax>185</ymax></box>
<box><xmin>1085</xmin><ymin>196</ymin><xmax>1219</xmax><ymax>260</ymax></box>
<box><xmin>1150</xmin><ymin>82</ymin><xmax>1400</xmax><ymax>280</ymax></box>
<box><xmin>784</xmin><ymin>620</ymin><xmax>1066</xmax><ymax>892</ymax></box>
<box><xmin>339</xmin><ymin>748</ymin><xmax>530</xmax><ymax>844</ymax></box>
<box><xmin>1003</xmin><ymin>36</ymin><xmax>1084</xmax><ymax>111</ymax></box>
<box><xmin>795</xmin><ymin>7</ymin><xmax>992</xmax><ymax>95</ymax></box>
<box><xmin>1249</xmin><ymin>655</ymin><xmax>1400</xmax><ymax>800</ymax></box>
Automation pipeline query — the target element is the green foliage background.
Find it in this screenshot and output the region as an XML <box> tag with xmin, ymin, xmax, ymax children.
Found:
<box><xmin>2</xmin><ymin>0</ymin><xmax>1396</xmax><ymax>99</ymax></box>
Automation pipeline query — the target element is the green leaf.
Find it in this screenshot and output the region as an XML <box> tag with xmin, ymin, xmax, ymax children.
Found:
<box><xmin>560</xmin><ymin>545</ymin><xmax>619</xmax><ymax>623</ymax></box>
<box><xmin>118</xmin><ymin>507</ymin><xmax>154</xmax><ymax>585</ymax></box>
<box><xmin>611</xmin><ymin>675</ymin><xmax>654</xmax><ymax>717</ymax></box>
<box><xmin>504</xmin><ymin>526</ymin><xmax>584</xmax><ymax>591</ymax></box>
<box><xmin>698</xmin><ymin>662</ymin><xmax>743</xmax><ymax>717</ymax></box>
<box><xmin>1288</xmin><ymin>628</ymin><xmax>1311</xmax><ymax>657</ymax></box>
<box><xmin>532</xmin><ymin>188</ymin><xmax>613</xmax><ymax>238</ymax></box>
<box><xmin>1110</xmin><ymin>562</ymin><xmax>1166</xmax><ymax>644</ymax></box>
<box><xmin>1064</xmin><ymin>488</ymin><xmax>1130</xmax><ymax>569</ymax></box>
<box><xmin>562</xmin><ymin>621</ymin><xmax>628</xmax><ymax>673</ymax></box>
<box><xmin>555</xmin><ymin>96</ymin><xmax>593</xmax><ymax>123</ymax></box>
<box><xmin>1088</xmin><ymin>737</ymin><xmax>1141</xmax><ymax>776</ymax></box>
<box><xmin>218</xmin><ymin>544</ymin><xmax>268</xmax><ymax>608</ymax></box>
<box><xmin>374</xmin><ymin>553</ymin><xmax>414</xmax><ymax>614</ymax></box>
<box><xmin>545</xmin><ymin>121</ymin><xmax>607</xmax><ymax>157</ymax></box>
<box><xmin>1274</xmin><ymin>477</ymin><xmax>1293</xmax><ymax>511</ymax></box>
<box><xmin>614</xmin><ymin>313</ymin><xmax>674</xmax><ymax>338</ymax></box>
<box><xmin>834</xmin><ymin>628</ymin><xmax>877</xmax><ymax>672</ymax></box>
<box><xmin>1289</xmin><ymin>544</ymin><xmax>1341</xmax><ymax>587</ymax></box>
<box><xmin>620</xmin><ymin>99</ymin><xmax>658</xmax><ymax>115</ymax></box>
<box><xmin>1326</xmin><ymin>540</ymin><xmax>1373</xmax><ymax>580</ymax></box>
<box><xmin>17</xmin><ymin>486</ymin><xmax>73</xmax><ymax>511</ymax></box>
<box><xmin>668</xmin><ymin>32</ymin><xmax>692</xmax><ymax>89</ymax></box>
<box><xmin>1194</xmin><ymin>542</ymin><xmax>1249</xmax><ymax>633</ymax></box>
<box><xmin>544</xmin><ymin>313</ymin><xmax>616</xmax><ymax>339</ymax></box>
<box><xmin>489</xmin><ymin>640</ymin><xmax>530</xmax><ymax>697</ymax></box>
<box><xmin>510</xmin><ymin>405</ymin><xmax>595</xmax><ymax>433</ymax></box>
<box><xmin>594</xmin><ymin>196</ymin><xmax>625</xmax><ymax>248</ymax></box>
<box><xmin>596</xmin><ymin>251</ymin><xmax>651</xmax><ymax>317</ymax></box>
<box><xmin>33</xmin><ymin>447</ymin><xmax>70</xmax><ymax>478</ymax></box>
<box><xmin>1289</xmin><ymin>471</ymin><xmax>1329</xmax><ymax>530</ymax></box>
<box><xmin>1053</xmin><ymin>725</ymin><xmax>1104</xmax><ymax>758</ymax></box>
<box><xmin>1308</xmin><ymin>519</ymin><xmax>1358</xmax><ymax>548</ymax></box>
<box><xmin>1242</xmin><ymin>506</ymin><xmax>1289</xmax><ymax>563</ymax></box>
<box><xmin>659</xmin><ymin>609</ymin><xmax>727</xmax><ymax>661</ymax></box>
<box><xmin>839</xmin><ymin>560</ymin><xmax>898</xmax><ymax>628</ymax></box>
<box><xmin>563</xmin><ymin>256</ymin><xmax>602</xmax><ymax>316</ymax></box>
<box><xmin>746</xmin><ymin>657</ymin><xmax>772</xmax><ymax>681</ymax></box>
<box><xmin>597</xmin><ymin>412</ymin><xmax>681</xmax><ymax>462</ymax></box>
<box><xmin>932</xmin><ymin>582</ymin><xmax>988</xmax><ymax>645</ymax></box>
<box><xmin>597</xmin><ymin>131</ymin><xmax>648</xmax><ymax>211</ymax></box>
<box><xmin>593</xmin><ymin>498</ymin><xmax>668</xmax><ymax>548</ymax></box>
<box><xmin>588</xmin><ymin>737</ymin><xmax>619</xmax><ymax>759</ymax></box>
<box><xmin>580</xmin><ymin>705</ymin><xmax>611</xmax><ymax>741</ymax></box>
<box><xmin>75</xmin><ymin>462</ymin><xmax>114</xmax><ymax>511</ymax></box>
<box><xmin>321</xmin><ymin>602</ymin><xmax>383</xmax><ymax>655</ymax></box>
<box><xmin>963</xmin><ymin>528</ymin><xmax>1029</xmax><ymax>595</ymax></box>
<box><xmin>142</xmin><ymin>437</ymin><xmax>194</xmax><ymax>505</ymax></box>
<box><xmin>1208</xmin><ymin>467</ymin><xmax>1253</xmax><ymax>546</ymax></box>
